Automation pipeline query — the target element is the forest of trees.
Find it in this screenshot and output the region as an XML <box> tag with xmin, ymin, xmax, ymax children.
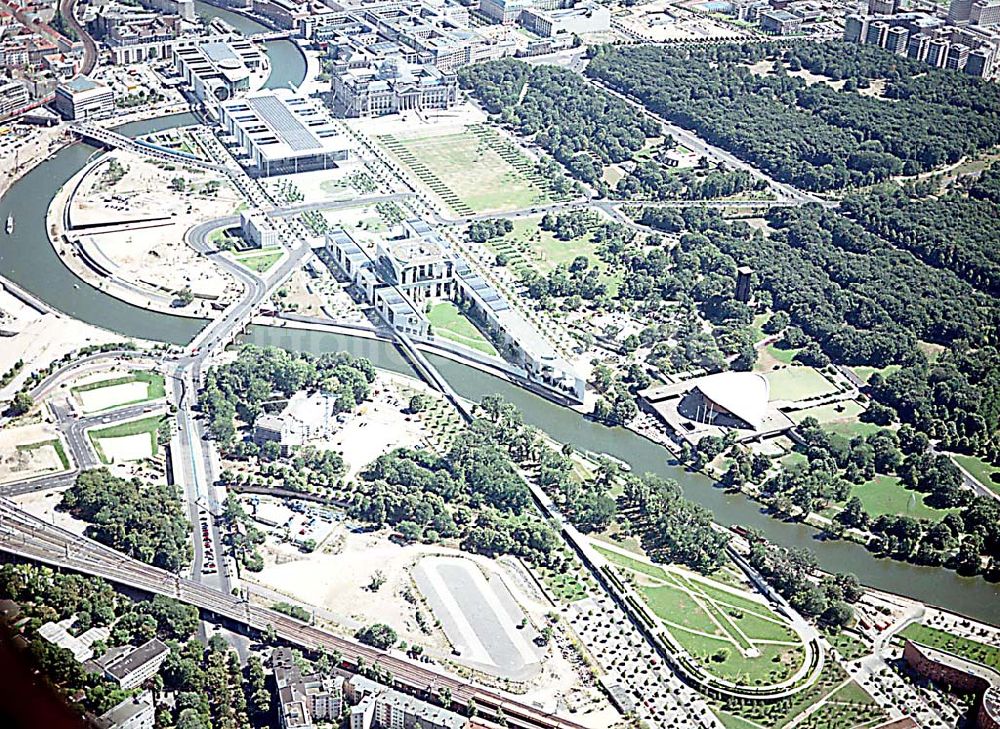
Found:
<box><xmin>459</xmin><ymin>60</ymin><xmax>660</xmax><ymax>192</ymax></box>
<box><xmin>200</xmin><ymin>346</ymin><xmax>375</xmax><ymax>448</ymax></box>
<box><xmin>350</xmin><ymin>422</ymin><xmax>560</xmax><ymax>566</ymax></box>
<box><xmin>636</xmin><ymin>206</ymin><xmax>999</xmax><ymax>460</ymax></box>
<box><xmin>59</xmin><ymin>469</ymin><xmax>191</xmax><ymax>572</ymax></box>
<box><xmin>587</xmin><ymin>42</ymin><xmax>1000</xmax><ymax>190</ymax></box>
<box><xmin>840</xmin><ymin>174</ymin><xmax>1000</xmax><ymax>296</ymax></box>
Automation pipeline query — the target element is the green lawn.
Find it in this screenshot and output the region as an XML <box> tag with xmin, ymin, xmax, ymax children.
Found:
<box><xmin>762</xmin><ymin>343</ymin><xmax>801</xmax><ymax>366</ymax></box>
<box><xmin>88</xmin><ymin>415</ymin><xmax>165</xmax><ymax>465</ymax></box>
<box><xmin>72</xmin><ymin>370</ymin><xmax>166</xmax><ymax>412</ymax></box>
<box><xmin>847</xmin><ymin>474</ymin><xmax>954</xmax><ymax>520</ymax></box>
<box><xmin>900</xmin><ymin>623</ymin><xmax>1000</xmax><ymax>672</ymax></box>
<box><xmin>825</xmin><ymin>630</ymin><xmax>870</xmax><ymax>662</ymax></box>
<box><xmin>851</xmin><ymin>364</ymin><xmax>901</xmax><ymax>384</ymax></box>
<box><xmin>952</xmin><ymin>454</ymin><xmax>1000</xmax><ymax>497</ymax></box>
<box><xmin>235</xmin><ymin>249</ymin><xmax>282</xmax><ymax>273</ymax></box>
<box><xmin>487</xmin><ymin>215</ymin><xmax>621</xmax><ymax>295</ymax></box>
<box><xmin>427</xmin><ymin>302</ymin><xmax>498</xmax><ymax>356</ymax></box>
<box><xmin>379</xmin><ymin>125</ymin><xmax>554</xmax><ymax>215</ymax></box>
<box><xmin>766</xmin><ymin>366</ymin><xmax>838</xmax><ymax>402</ymax></box>
<box><xmin>714</xmin><ymin>661</ymin><xmax>883</xmax><ymax>729</ymax></box>
<box><xmin>790</xmin><ymin>400</ymin><xmax>866</xmax><ymax>426</ymax></box>
<box><xmin>602</xmin><ymin>544</ymin><xmax>806</xmax><ymax>687</ymax></box>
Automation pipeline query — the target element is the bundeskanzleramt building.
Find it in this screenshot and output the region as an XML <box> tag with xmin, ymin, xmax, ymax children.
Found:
<box><xmin>218</xmin><ymin>89</ymin><xmax>352</xmax><ymax>176</ymax></box>
<box><xmin>331</xmin><ymin>56</ymin><xmax>458</xmax><ymax>117</ymax></box>
<box><xmin>324</xmin><ymin>220</ymin><xmax>586</xmax><ymax>402</ymax></box>
<box><xmin>54</xmin><ymin>75</ymin><xmax>114</xmax><ymax>120</ymax></box>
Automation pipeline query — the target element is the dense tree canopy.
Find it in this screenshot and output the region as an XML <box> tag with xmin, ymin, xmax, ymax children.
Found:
<box><xmin>587</xmin><ymin>42</ymin><xmax>1000</xmax><ymax>190</ymax></box>
<box><xmin>60</xmin><ymin>469</ymin><xmax>191</xmax><ymax>572</ymax></box>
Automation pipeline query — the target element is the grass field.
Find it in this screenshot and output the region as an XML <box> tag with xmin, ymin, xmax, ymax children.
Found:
<box><xmin>427</xmin><ymin>302</ymin><xmax>498</xmax><ymax>356</ymax></box>
<box><xmin>850</xmin><ymin>364</ymin><xmax>901</xmax><ymax>384</ymax></box>
<box><xmin>486</xmin><ymin>215</ymin><xmax>622</xmax><ymax>295</ymax></box>
<box><xmin>714</xmin><ymin>661</ymin><xmax>884</xmax><ymax>729</ymax></box>
<box><xmin>761</xmin><ymin>343</ymin><xmax>801</xmax><ymax>366</ymax></box>
<box><xmin>235</xmin><ymin>249</ymin><xmax>282</xmax><ymax>273</ymax></box>
<box><xmin>952</xmin><ymin>454</ymin><xmax>1000</xmax><ymax>497</ymax></box>
<box><xmin>847</xmin><ymin>474</ymin><xmax>954</xmax><ymax>519</ymax></box>
<box><xmin>596</xmin><ymin>545</ymin><xmax>806</xmax><ymax>686</ymax></box>
<box><xmin>766</xmin><ymin>366</ymin><xmax>838</xmax><ymax>402</ymax></box>
<box><xmin>88</xmin><ymin>415</ymin><xmax>165</xmax><ymax>465</ymax></box>
<box><xmin>72</xmin><ymin>370</ymin><xmax>165</xmax><ymax>412</ymax></box>
<box><xmin>900</xmin><ymin>623</ymin><xmax>1000</xmax><ymax>671</ymax></box>
<box><xmin>379</xmin><ymin>125</ymin><xmax>559</xmax><ymax>215</ymax></box>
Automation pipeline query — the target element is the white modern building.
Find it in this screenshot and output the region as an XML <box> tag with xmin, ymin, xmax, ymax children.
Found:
<box><xmin>54</xmin><ymin>75</ymin><xmax>114</xmax><ymax>120</ymax></box>
<box><xmin>0</xmin><ymin>77</ymin><xmax>29</xmax><ymax>117</ymax></box>
<box><xmin>218</xmin><ymin>89</ymin><xmax>352</xmax><ymax>176</ymax></box>
<box><xmin>346</xmin><ymin>675</ymin><xmax>467</xmax><ymax>729</ymax></box>
<box><xmin>252</xmin><ymin>391</ymin><xmax>342</xmax><ymax>454</ymax></box>
<box><xmin>85</xmin><ymin>638</ymin><xmax>171</xmax><ymax>690</ymax></box>
<box><xmin>172</xmin><ymin>39</ymin><xmax>261</xmax><ymax>104</ymax></box>
<box><xmin>240</xmin><ymin>211</ymin><xmax>278</xmax><ymax>248</ymax></box>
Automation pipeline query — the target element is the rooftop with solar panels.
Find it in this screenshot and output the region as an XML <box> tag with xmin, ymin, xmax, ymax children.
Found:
<box><xmin>217</xmin><ymin>88</ymin><xmax>353</xmax><ymax>176</ymax></box>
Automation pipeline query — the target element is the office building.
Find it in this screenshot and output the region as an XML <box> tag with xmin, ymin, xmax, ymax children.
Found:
<box><xmin>759</xmin><ymin>9</ymin><xmax>803</xmax><ymax>32</ymax></box>
<box><xmin>273</xmin><ymin>647</ymin><xmax>344</xmax><ymax>729</ymax></box>
<box><xmin>86</xmin><ymin>639</ymin><xmax>170</xmax><ymax>690</ymax></box>
<box><xmin>0</xmin><ymin>78</ymin><xmax>28</xmax><ymax>117</ymax></box>
<box><xmin>949</xmin><ymin>0</ymin><xmax>974</xmax><ymax>22</ymax></box>
<box><xmin>172</xmin><ymin>39</ymin><xmax>261</xmax><ymax>104</ymax></box>
<box><xmin>947</xmin><ymin>41</ymin><xmax>971</xmax><ymax>67</ymax></box>
<box><xmin>884</xmin><ymin>24</ymin><xmax>909</xmax><ymax>52</ymax></box>
<box><xmin>972</xmin><ymin>0</ymin><xmax>1000</xmax><ymax>25</ymax></box>
<box><xmin>331</xmin><ymin>55</ymin><xmax>458</xmax><ymax>117</ymax></box>
<box><xmin>845</xmin><ymin>14</ymin><xmax>867</xmax><ymax>41</ymax></box>
<box><xmin>240</xmin><ymin>211</ymin><xmax>278</xmax><ymax>247</ymax></box>
<box><xmin>735</xmin><ymin>266</ymin><xmax>752</xmax><ymax>303</ymax></box>
<box><xmin>865</xmin><ymin>19</ymin><xmax>887</xmax><ymax>44</ymax></box>
<box><xmin>218</xmin><ymin>89</ymin><xmax>352</xmax><ymax>176</ymax></box>
<box><xmin>325</xmin><ymin>220</ymin><xmax>585</xmax><ymax>402</ymax></box>
<box><xmin>54</xmin><ymin>75</ymin><xmax>113</xmax><ymax>120</ymax></box>
<box><xmin>252</xmin><ymin>391</ymin><xmax>342</xmax><ymax>454</ymax></box>
<box><xmin>96</xmin><ymin>693</ymin><xmax>155</xmax><ymax>729</ymax></box>
<box><xmin>519</xmin><ymin>0</ymin><xmax>610</xmax><ymax>36</ymax></box>
<box><xmin>867</xmin><ymin>0</ymin><xmax>896</xmax><ymax>14</ymax></box>
<box><xmin>965</xmin><ymin>46</ymin><xmax>993</xmax><ymax>74</ymax></box>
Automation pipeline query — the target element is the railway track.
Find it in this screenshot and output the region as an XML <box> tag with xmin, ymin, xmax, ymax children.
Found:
<box><xmin>0</xmin><ymin>499</ymin><xmax>585</xmax><ymax>729</ymax></box>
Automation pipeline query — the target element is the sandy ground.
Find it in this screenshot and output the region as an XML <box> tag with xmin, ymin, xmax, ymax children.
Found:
<box><xmin>0</xmin><ymin>422</ymin><xmax>66</xmax><ymax>484</ymax></box>
<box><xmin>312</xmin><ymin>373</ymin><xmax>427</xmax><ymax>480</ymax></box>
<box><xmin>0</xmin><ymin>286</ymin><xmax>42</xmax><ymax>333</ymax></box>
<box><xmin>0</xmin><ymin>314</ymin><xmax>122</xmax><ymax>400</ymax></box>
<box><xmin>13</xmin><ymin>487</ymin><xmax>87</xmax><ymax>535</ymax></box>
<box><xmin>70</xmin><ymin>150</ymin><xmax>242</xmax><ymax>301</ymax></box>
<box><xmin>77</xmin><ymin>381</ymin><xmax>149</xmax><ymax>414</ymax></box>
<box><xmin>98</xmin><ymin>432</ymin><xmax>153</xmax><ymax>463</ymax></box>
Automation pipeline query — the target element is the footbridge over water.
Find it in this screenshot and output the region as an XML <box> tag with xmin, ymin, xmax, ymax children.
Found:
<box><xmin>70</xmin><ymin>122</ymin><xmax>232</xmax><ymax>174</ymax></box>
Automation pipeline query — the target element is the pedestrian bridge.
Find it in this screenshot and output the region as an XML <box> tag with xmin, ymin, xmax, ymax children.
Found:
<box><xmin>70</xmin><ymin>122</ymin><xmax>231</xmax><ymax>174</ymax></box>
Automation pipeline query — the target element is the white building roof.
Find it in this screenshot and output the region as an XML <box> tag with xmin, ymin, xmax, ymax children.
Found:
<box><xmin>694</xmin><ymin>371</ymin><xmax>770</xmax><ymax>428</ymax></box>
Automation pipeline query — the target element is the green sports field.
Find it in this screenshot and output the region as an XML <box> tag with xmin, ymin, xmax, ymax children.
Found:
<box><xmin>766</xmin><ymin>366</ymin><xmax>838</xmax><ymax>402</ymax></box>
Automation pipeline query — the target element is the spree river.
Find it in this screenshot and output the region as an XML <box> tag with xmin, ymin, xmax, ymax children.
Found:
<box><xmin>0</xmin><ymin>15</ymin><xmax>997</xmax><ymax>624</ymax></box>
